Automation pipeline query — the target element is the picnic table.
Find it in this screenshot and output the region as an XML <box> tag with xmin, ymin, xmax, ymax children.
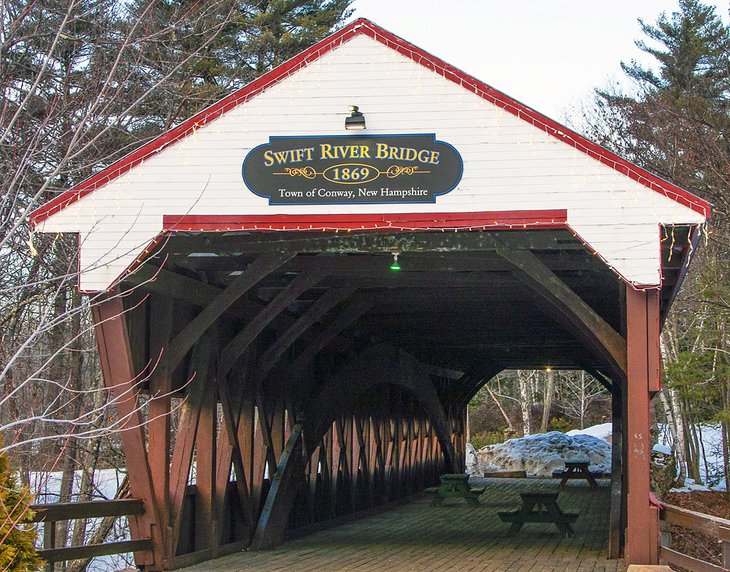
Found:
<box><xmin>552</xmin><ymin>459</ymin><xmax>600</xmax><ymax>489</ymax></box>
<box><xmin>498</xmin><ymin>491</ymin><xmax>578</xmax><ymax>537</ymax></box>
<box><xmin>424</xmin><ymin>473</ymin><xmax>485</xmax><ymax>506</ymax></box>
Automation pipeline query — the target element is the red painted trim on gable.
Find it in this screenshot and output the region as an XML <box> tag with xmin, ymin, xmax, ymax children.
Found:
<box><xmin>30</xmin><ymin>20</ymin><xmax>373</xmax><ymax>227</ymax></box>
<box><xmin>162</xmin><ymin>210</ymin><xmax>568</xmax><ymax>232</ymax></box>
<box><xmin>30</xmin><ymin>18</ymin><xmax>710</xmax><ymax>227</ymax></box>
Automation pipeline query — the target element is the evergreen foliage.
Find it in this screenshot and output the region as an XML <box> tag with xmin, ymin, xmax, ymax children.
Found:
<box><xmin>0</xmin><ymin>439</ymin><xmax>41</xmax><ymax>571</ymax></box>
<box><xmin>581</xmin><ymin>0</ymin><xmax>729</xmax><ymax>486</ymax></box>
<box><xmin>125</xmin><ymin>0</ymin><xmax>353</xmax><ymax>131</ymax></box>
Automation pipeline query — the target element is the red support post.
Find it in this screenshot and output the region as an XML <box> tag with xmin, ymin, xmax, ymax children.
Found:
<box><xmin>91</xmin><ymin>289</ymin><xmax>163</xmax><ymax>569</ymax></box>
<box><xmin>147</xmin><ymin>294</ymin><xmax>173</xmax><ymax>567</ymax></box>
<box><xmin>624</xmin><ymin>286</ymin><xmax>661</xmax><ymax>565</ymax></box>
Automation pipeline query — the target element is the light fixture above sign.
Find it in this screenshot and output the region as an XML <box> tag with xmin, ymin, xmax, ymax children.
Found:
<box><xmin>345</xmin><ymin>105</ymin><xmax>366</xmax><ymax>130</ymax></box>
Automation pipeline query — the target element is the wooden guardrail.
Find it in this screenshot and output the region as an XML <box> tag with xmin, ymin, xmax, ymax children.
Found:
<box><xmin>660</xmin><ymin>501</ymin><xmax>730</xmax><ymax>572</ymax></box>
<box><xmin>29</xmin><ymin>498</ymin><xmax>152</xmax><ymax>571</ymax></box>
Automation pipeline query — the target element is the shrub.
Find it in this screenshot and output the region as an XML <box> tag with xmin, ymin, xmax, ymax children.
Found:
<box><xmin>0</xmin><ymin>438</ymin><xmax>42</xmax><ymax>571</ymax></box>
<box><xmin>470</xmin><ymin>430</ymin><xmax>507</xmax><ymax>450</ymax></box>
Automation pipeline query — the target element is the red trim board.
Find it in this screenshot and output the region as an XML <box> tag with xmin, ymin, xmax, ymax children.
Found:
<box><xmin>30</xmin><ymin>18</ymin><xmax>710</xmax><ymax>226</ymax></box>
<box><xmin>162</xmin><ymin>210</ymin><xmax>568</xmax><ymax>232</ymax></box>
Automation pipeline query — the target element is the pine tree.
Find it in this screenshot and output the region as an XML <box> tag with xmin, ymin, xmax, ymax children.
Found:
<box><xmin>125</xmin><ymin>0</ymin><xmax>353</xmax><ymax>131</ymax></box>
<box><xmin>0</xmin><ymin>439</ymin><xmax>42</xmax><ymax>571</ymax></box>
<box><xmin>590</xmin><ymin>0</ymin><xmax>729</xmax><ymax>225</ymax></box>
<box><xmin>580</xmin><ymin>0</ymin><xmax>730</xmax><ymax>490</ymax></box>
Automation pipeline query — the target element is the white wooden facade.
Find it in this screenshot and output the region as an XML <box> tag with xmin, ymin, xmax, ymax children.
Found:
<box><xmin>32</xmin><ymin>20</ymin><xmax>708</xmax><ymax>292</ymax></box>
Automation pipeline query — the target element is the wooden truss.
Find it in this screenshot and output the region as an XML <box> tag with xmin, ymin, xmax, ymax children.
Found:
<box><xmin>91</xmin><ymin>229</ymin><xmax>671</xmax><ymax>569</ymax></box>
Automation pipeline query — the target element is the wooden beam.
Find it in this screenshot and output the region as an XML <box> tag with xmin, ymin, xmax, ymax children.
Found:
<box><xmin>195</xmin><ymin>377</ymin><xmax>217</xmax><ymax>550</ymax></box>
<box><xmin>582</xmin><ymin>365</ymin><xmax>614</xmax><ymax>394</ymax></box>
<box><xmin>253</xmin><ymin>288</ymin><xmax>356</xmax><ymax>385</ymax></box>
<box><xmin>165</xmin><ymin>229</ymin><xmax>584</xmax><ymax>255</ymax></box>
<box><xmin>147</xmin><ymin>293</ymin><xmax>173</xmax><ymax>567</ymax></box>
<box><xmin>420</xmin><ymin>364</ymin><xmax>465</xmax><ymax>380</ymax></box>
<box><xmin>174</xmin><ymin>250</ymin><xmax>606</xmax><ymax>274</ymax></box>
<box><xmin>91</xmin><ymin>290</ymin><xmax>161</xmax><ymax>568</ymax></box>
<box><xmin>456</xmin><ymin>368</ymin><xmax>504</xmax><ymax>407</ymax></box>
<box><xmin>168</xmin><ymin>332</ymin><xmax>215</xmax><ymax>558</ymax></box>
<box><xmin>163</xmin><ymin>252</ymin><xmax>294</xmax><ymax>371</ymax></box>
<box><xmin>494</xmin><ymin>240</ymin><xmax>627</xmax><ymax>378</ymax></box>
<box><xmin>215</xmin><ymin>372</ymin><xmax>255</xmax><ymax>535</ymax></box>
<box><xmin>250</xmin><ymin>424</ymin><xmax>304</xmax><ymax>550</ymax></box>
<box><xmin>609</xmin><ymin>379</ymin><xmax>623</xmax><ymax>559</ymax></box>
<box><xmin>218</xmin><ymin>268</ymin><xmax>328</xmax><ymax>378</ymax></box>
<box><xmin>624</xmin><ymin>287</ymin><xmax>660</xmax><ymax>565</ymax></box>
<box><xmin>125</xmin><ymin>263</ymin><xmax>262</xmax><ymax>320</ymax></box>
<box><xmin>284</xmin><ymin>299</ymin><xmax>373</xmax><ymax>389</ymax></box>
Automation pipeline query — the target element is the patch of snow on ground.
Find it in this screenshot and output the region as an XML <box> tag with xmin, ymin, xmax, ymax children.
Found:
<box><xmin>29</xmin><ymin>468</ymin><xmax>132</xmax><ymax>571</ymax></box>
<box><xmin>653</xmin><ymin>443</ymin><xmax>672</xmax><ymax>455</ymax></box>
<box><xmin>471</xmin><ymin>431</ymin><xmax>611</xmax><ymax>477</ymax></box>
<box><xmin>661</xmin><ymin>423</ymin><xmax>726</xmax><ymax>491</ymax></box>
<box><xmin>566</xmin><ymin>422</ymin><xmax>612</xmax><ymax>441</ymax></box>
<box><xmin>669</xmin><ymin>478</ymin><xmax>713</xmax><ymax>493</ymax></box>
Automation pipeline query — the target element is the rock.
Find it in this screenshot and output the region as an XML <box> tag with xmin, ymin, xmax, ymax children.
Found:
<box><xmin>651</xmin><ymin>454</ymin><xmax>677</xmax><ymax>498</ymax></box>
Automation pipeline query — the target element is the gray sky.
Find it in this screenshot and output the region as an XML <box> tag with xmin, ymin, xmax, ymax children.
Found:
<box><xmin>349</xmin><ymin>1</ymin><xmax>729</xmax><ymax>121</ymax></box>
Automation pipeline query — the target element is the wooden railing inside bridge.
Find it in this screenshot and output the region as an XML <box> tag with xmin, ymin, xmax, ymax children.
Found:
<box><xmin>29</xmin><ymin>498</ymin><xmax>152</xmax><ymax>571</ymax></box>
<box><xmin>660</xmin><ymin>501</ymin><xmax>730</xmax><ymax>572</ymax></box>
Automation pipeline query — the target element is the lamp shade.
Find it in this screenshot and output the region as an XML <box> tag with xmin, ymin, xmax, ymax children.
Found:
<box><xmin>345</xmin><ymin>105</ymin><xmax>366</xmax><ymax>130</ymax></box>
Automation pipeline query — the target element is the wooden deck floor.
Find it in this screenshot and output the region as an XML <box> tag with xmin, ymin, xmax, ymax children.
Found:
<box><xmin>182</xmin><ymin>477</ymin><xmax>625</xmax><ymax>571</ymax></box>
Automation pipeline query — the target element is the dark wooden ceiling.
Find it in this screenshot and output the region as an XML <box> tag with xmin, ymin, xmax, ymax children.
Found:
<box><xmin>126</xmin><ymin>227</ymin><xmax>690</xmax><ymax>384</ymax></box>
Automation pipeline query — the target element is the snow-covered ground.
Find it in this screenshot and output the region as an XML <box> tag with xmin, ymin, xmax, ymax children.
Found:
<box><xmin>659</xmin><ymin>423</ymin><xmax>726</xmax><ymax>492</ymax></box>
<box><xmin>30</xmin><ymin>468</ymin><xmax>133</xmax><ymax>572</ymax></box>
<box><xmin>468</xmin><ymin>422</ymin><xmax>727</xmax><ymax>491</ymax></box>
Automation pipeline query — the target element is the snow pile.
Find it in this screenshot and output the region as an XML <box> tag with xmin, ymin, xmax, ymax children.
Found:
<box><xmin>652</xmin><ymin>443</ymin><xmax>672</xmax><ymax>456</ymax></box>
<box><xmin>567</xmin><ymin>422</ymin><xmax>612</xmax><ymax>441</ymax></box>
<box><xmin>471</xmin><ymin>431</ymin><xmax>611</xmax><ymax>477</ymax></box>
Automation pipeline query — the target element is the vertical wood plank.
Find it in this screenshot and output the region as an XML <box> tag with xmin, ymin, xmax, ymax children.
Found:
<box><xmin>168</xmin><ymin>333</ymin><xmax>214</xmax><ymax>558</ymax></box>
<box><xmin>194</xmin><ymin>384</ymin><xmax>216</xmax><ymax>551</ymax></box>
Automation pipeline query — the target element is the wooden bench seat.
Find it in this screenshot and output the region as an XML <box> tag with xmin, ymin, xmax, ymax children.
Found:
<box><xmin>483</xmin><ymin>470</ymin><xmax>527</xmax><ymax>478</ymax></box>
<box><xmin>498</xmin><ymin>492</ymin><xmax>578</xmax><ymax>537</ymax></box>
<box><xmin>426</xmin><ymin>474</ymin><xmax>484</xmax><ymax>506</ymax></box>
<box><xmin>551</xmin><ymin>470</ymin><xmax>602</xmax><ymax>479</ymax></box>
<box><xmin>498</xmin><ymin>509</ymin><xmax>579</xmax><ymax>522</ymax></box>
<box><xmin>552</xmin><ymin>460</ymin><xmax>600</xmax><ymax>489</ymax></box>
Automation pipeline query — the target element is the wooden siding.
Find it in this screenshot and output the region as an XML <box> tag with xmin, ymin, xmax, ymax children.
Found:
<box><xmin>36</xmin><ymin>34</ymin><xmax>704</xmax><ymax>291</ymax></box>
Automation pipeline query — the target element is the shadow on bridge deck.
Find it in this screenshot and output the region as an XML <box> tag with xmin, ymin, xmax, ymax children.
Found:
<box><xmin>181</xmin><ymin>477</ymin><xmax>625</xmax><ymax>572</ymax></box>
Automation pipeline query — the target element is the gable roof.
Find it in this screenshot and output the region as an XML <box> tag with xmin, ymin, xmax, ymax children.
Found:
<box><xmin>30</xmin><ymin>17</ymin><xmax>711</xmax><ymax>227</ymax></box>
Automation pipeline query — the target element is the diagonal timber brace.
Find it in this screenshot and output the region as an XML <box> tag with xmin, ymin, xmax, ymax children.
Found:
<box><xmin>494</xmin><ymin>240</ymin><xmax>627</xmax><ymax>379</ymax></box>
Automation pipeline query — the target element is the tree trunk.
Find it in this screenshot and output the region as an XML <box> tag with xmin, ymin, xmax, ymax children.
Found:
<box><xmin>517</xmin><ymin>371</ymin><xmax>532</xmax><ymax>436</ymax></box>
<box><xmin>540</xmin><ymin>369</ymin><xmax>555</xmax><ymax>433</ymax></box>
<box><xmin>486</xmin><ymin>385</ymin><xmax>514</xmax><ymax>432</ymax></box>
<box><xmin>660</xmin><ymin>387</ymin><xmax>686</xmax><ymax>484</ymax></box>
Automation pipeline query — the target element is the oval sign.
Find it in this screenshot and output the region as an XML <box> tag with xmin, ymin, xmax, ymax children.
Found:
<box><xmin>242</xmin><ymin>134</ymin><xmax>463</xmax><ymax>205</ymax></box>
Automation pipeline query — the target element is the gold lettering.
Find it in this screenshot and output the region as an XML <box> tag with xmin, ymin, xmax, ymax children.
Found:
<box><xmin>320</xmin><ymin>143</ymin><xmax>334</xmax><ymax>159</ymax></box>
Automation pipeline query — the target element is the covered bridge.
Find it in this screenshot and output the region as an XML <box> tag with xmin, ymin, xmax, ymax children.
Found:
<box><xmin>31</xmin><ymin>19</ymin><xmax>710</xmax><ymax>570</ymax></box>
